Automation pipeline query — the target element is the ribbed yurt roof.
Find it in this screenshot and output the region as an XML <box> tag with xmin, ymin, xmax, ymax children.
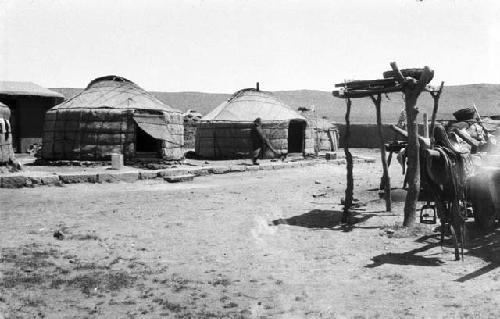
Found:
<box><xmin>202</xmin><ymin>88</ymin><xmax>306</xmax><ymax>122</ymax></box>
<box><xmin>52</xmin><ymin>75</ymin><xmax>180</xmax><ymax>113</ymax></box>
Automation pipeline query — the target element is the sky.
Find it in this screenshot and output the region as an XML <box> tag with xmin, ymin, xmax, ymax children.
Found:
<box><xmin>1</xmin><ymin>0</ymin><xmax>499</xmax><ymax>92</ymax></box>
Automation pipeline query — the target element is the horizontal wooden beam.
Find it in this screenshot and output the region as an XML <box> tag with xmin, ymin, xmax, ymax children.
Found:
<box><xmin>332</xmin><ymin>85</ymin><xmax>403</xmax><ymax>99</ymax></box>
<box><xmin>334</xmin><ymin>78</ymin><xmax>397</xmax><ymax>89</ymax></box>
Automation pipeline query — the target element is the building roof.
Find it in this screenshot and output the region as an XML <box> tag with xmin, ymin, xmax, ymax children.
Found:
<box><xmin>52</xmin><ymin>75</ymin><xmax>181</xmax><ymax>113</ymax></box>
<box><xmin>0</xmin><ymin>81</ymin><xmax>64</xmax><ymax>100</ymax></box>
<box><xmin>202</xmin><ymin>88</ymin><xmax>305</xmax><ymax>122</ymax></box>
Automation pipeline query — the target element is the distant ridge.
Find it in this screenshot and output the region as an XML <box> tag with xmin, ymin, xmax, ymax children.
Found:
<box><xmin>51</xmin><ymin>84</ymin><xmax>500</xmax><ymax>124</ymax></box>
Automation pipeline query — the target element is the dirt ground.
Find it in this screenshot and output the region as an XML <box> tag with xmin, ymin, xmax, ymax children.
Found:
<box><xmin>1</xmin><ymin>150</ymin><xmax>499</xmax><ymax>319</ymax></box>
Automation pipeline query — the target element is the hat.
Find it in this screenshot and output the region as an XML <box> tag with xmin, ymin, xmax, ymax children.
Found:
<box><xmin>453</xmin><ymin>108</ymin><xmax>476</xmax><ymax>121</ymax></box>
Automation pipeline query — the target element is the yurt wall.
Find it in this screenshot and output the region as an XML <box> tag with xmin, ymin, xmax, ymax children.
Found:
<box><xmin>304</xmin><ymin>126</ymin><xmax>315</xmax><ymax>154</ymax></box>
<box><xmin>43</xmin><ymin>109</ymin><xmax>133</xmax><ymax>160</ymax></box>
<box><xmin>196</xmin><ymin>120</ymin><xmax>314</xmax><ymax>159</ymax></box>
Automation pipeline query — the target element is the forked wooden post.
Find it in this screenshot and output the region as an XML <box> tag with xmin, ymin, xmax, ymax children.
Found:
<box><xmin>370</xmin><ymin>94</ymin><xmax>391</xmax><ymax>212</ymax></box>
<box><xmin>390</xmin><ymin>62</ymin><xmax>434</xmax><ymax>227</ymax></box>
<box><xmin>429</xmin><ymin>81</ymin><xmax>445</xmax><ymax>146</ymax></box>
<box><xmin>343</xmin><ymin>97</ymin><xmax>354</xmax><ymax>222</ymax></box>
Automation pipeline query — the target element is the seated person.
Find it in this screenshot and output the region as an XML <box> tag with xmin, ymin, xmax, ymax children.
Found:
<box><xmin>446</xmin><ymin>107</ymin><xmax>495</xmax><ymax>153</ymax></box>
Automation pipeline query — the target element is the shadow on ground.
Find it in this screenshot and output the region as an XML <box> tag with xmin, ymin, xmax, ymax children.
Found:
<box><xmin>366</xmin><ymin>221</ymin><xmax>500</xmax><ymax>281</ymax></box>
<box><xmin>366</xmin><ymin>235</ymin><xmax>445</xmax><ymax>268</ymax></box>
<box><xmin>271</xmin><ymin>209</ymin><xmax>381</xmax><ymax>232</ymax></box>
<box><xmin>456</xmin><ymin>226</ymin><xmax>500</xmax><ymax>282</ymax></box>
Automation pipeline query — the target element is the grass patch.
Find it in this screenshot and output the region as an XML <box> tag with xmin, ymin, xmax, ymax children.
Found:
<box><xmin>153</xmin><ymin>298</ymin><xmax>186</xmax><ymax>313</ymax></box>
<box><xmin>1</xmin><ymin>245</ymin><xmax>60</xmax><ymax>269</ymax></box>
<box><xmin>1</xmin><ymin>272</ymin><xmax>45</xmax><ymax>288</ymax></box>
<box><xmin>209</xmin><ymin>276</ymin><xmax>231</xmax><ymax>287</ymax></box>
<box><xmin>20</xmin><ymin>295</ymin><xmax>46</xmax><ymax>308</ymax></box>
<box><xmin>67</xmin><ymin>233</ymin><xmax>100</xmax><ymax>241</ymax></box>
<box><xmin>0</xmin><ymin>244</ymin><xmax>60</xmax><ymax>289</ymax></box>
<box><xmin>62</xmin><ymin>271</ymin><xmax>135</xmax><ymax>295</ymax></box>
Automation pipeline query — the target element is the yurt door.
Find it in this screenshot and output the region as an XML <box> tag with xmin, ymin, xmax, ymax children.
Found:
<box><xmin>288</xmin><ymin>120</ymin><xmax>305</xmax><ymax>153</ymax></box>
<box><xmin>135</xmin><ymin>125</ymin><xmax>160</xmax><ymax>157</ymax></box>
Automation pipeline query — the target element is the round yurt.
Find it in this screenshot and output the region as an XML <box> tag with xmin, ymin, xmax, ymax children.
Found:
<box><xmin>41</xmin><ymin>76</ymin><xmax>184</xmax><ymax>161</ymax></box>
<box><xmin>0</xmin><ymin>102</ymin><xmax>15</xmax><ymax>164</ymax></box>
<box><xmin>195</xmin><ymin>88</ymin><xmax>314</xmax><ymax>159</ymax></box>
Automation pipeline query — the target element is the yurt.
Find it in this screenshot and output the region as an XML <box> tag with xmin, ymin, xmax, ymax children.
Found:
<box><xmin>41</xmin><ymin>76</ymin><xmax>183</xmax><ymax>161</ymax></box>
<box><xmin>195</xmin><ymin>87</ymin><xmax>314</xmax><ymax>159</ymax></box>
<box><xmin>0</xmin><ymin>102</ymin><xmax>15</xmax><ymax>164</ymax></box>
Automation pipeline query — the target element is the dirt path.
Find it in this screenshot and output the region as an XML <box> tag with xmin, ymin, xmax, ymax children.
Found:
<box><xmin>1</xmin><ymin>158</ymin><xmax>499</xmax><ymax>318</ymax></box>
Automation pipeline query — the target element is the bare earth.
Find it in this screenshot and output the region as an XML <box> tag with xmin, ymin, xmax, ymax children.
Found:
<box><xmin>1</xmin><ymin>154</ymin><xmax>499</xmax><ymax>318</ymax></box>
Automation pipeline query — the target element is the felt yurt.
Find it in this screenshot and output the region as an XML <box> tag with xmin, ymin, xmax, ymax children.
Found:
<box><xmin>195</xmin><ymin>87</ymin><xmax>314</xmax><ymax>159</ymax></box>
<box><xmin>0</xmin><ymin>102</ymin><xmax>15</xmax><ymax>164</ymax></box>
<box><xmin>41</xmin><ymin>76</ymin><xmax>183</xmax><ymax>161</ymax></box>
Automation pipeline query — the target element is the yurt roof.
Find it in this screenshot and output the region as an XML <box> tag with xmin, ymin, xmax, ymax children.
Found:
<box><xmin>52</xmin><ymin>75</ymin><xmax>181</xmax><ymax>113</ymax></box>
<box><xmin>202</xmin><ymin>88</ymin><xmax>306</xmax><ymax>122</ymax></box>
<box><xmin>0</xmin><ymin>81</ymin><xmax>64</xmax><ymax>100</ymax></box>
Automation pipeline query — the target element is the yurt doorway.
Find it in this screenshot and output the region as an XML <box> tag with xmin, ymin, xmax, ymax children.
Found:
<box><xmin>288</xmin><ymin>120</ymin><xmax>306</xmax><ymax>153</ymax></box>
<box><xmin>135</xmin><ymin>126</ymin><xmax>159</xmax><ymax>156</ymax></box>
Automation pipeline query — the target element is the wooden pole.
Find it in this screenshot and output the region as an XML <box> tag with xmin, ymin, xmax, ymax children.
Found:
<box><xmin>429</xmin><ymin>81</ymin><xmax>445</xmax><ymax>146</ymax></box>
<box><xmin>403</xmin><ymin>92</ymin><xmax>420</xmax><ymax>227</ymax></box>
<box><xmin>423</xmin><ymin>113</ymin><xmax>429</xmax><ymax>138</ymax></box>
<box><xmin>370</xmin><ymin>94</ymin><xmax>391</xmax><ymax>212</ymax></box>
<box><xmin>343</xmin><ymin>97</ymin><xmax>353</xmax><ymax>223</ymax></box>
<box><xmin>390</xmin><ymin>62</ymin><xmax>434</xmax><ymax>227</ymax></box>
<box><xmin>326</xmin><ymin>129</ymin><xmax>335</xmax><ymax>151</ymax></box>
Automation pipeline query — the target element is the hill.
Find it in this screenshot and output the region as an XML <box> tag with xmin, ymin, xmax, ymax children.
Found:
<box><xmin>51</xmin><ymin>84</ymin><xmax>500</xmax><ymax>124</ymax></box>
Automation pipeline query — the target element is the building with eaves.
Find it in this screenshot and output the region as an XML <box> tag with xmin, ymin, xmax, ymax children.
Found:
<box><xmin>0</xmin><ymin>81</ymin><xmax>64</xmax><ymax>152</ymax></box>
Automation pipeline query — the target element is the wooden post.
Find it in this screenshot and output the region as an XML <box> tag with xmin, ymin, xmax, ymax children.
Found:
<box><xmin>429</xmin><ymin>81</ymin><xmax>445</xmax><ymax>146</ymax></box>
<box><xmin>423</xmin><ymin>113</ymin><xmax>429</xmax><ymax>138</ymax></box>
<box><xmin>390</xmin><ymin>62</ymin><xmax>434</xmax><ymax>227</ymax></box>
<box><xmin>343</xmin><ymin>97</ymin><xmax>354</xmax><ymax>222</ymax></box>
<box><xmin>403</xmin><ymin>93</ymin><xmax>420</xmax><ymax>227</ymax></box>
<box><xmin>370</xmin><ymin>94</ymin><xmax>391</xmax><ymax>212</ymax></box>
<box><xmin>326</xmin><ymin>129</ymin><xmax>335</xmax><ymax>151</ymax></box>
